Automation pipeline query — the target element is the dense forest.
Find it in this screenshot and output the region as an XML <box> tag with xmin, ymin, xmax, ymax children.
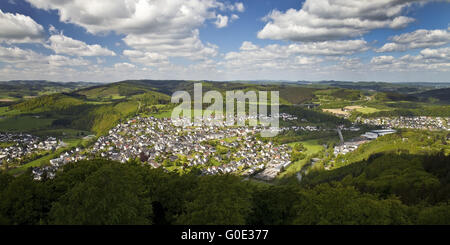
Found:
<box><xmin>1</xmin><ymin>152</ymin><xmax>449</xmax><ymax>225</ymax></box>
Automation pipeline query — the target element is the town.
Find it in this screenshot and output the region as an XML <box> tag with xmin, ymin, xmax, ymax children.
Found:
<box><xmin>31</xmin><ymin>113</ymin><xmax>299</xmax><ymax>181</ymax></box>
<box><xmin>357</xmin><ymin>116</ymin><xmax>449</xmax><ymax>131</ymax></box>
<box><xmin>1</xmin><ymin>114</ymin><xmax>448</xmax><ymax>181</ymax></box>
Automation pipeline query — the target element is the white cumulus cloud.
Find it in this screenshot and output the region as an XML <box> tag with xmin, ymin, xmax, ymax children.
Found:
<box><xmin>0</xmin><ymin>9</ymin><xmax>44</xmax><ymax>43</ymax></box>
<box><xmin>25</xmin><ymin>0</ymin><xmax>238</xmax><ymax>61</ymax></box>
<box><xmin>288</xmin><ymin>40</ymin><xmax>369</xmax><ymax>56</ymax></box>
<box><xmin>123</xmin><ymin>49</ymin><xmax>169</xmax><ymax>67</ymax></box>
<box><xmin>223</xmin><ymin>39</ymin><xmax>370</xmax><ymax>74</ymax></box>
<box><xmin>47</xmin><ymin>54</ymin><xmax>90</xmax><ymax>67</ymax></box>
<box><xmin>0</xmin><ymin>45</ymin><xmax>43</xmax><ymax>62</ymax></box>
<box><xmin>47</xmin><ymin>33</ymin><xmax>116</xmax><ymax>56</ymax></box>
<box><xmin>377</xmin><ymin>28</ymin><xmax>450</xmax><ymax>52</ymax></box>
<box><xmin>256</xmin><ymin>0</ymin><xmax>434</xmax><ymax>42</ymax></box>
<box><xmin>234</xmin><ymin>2</ymin><xmax>245</xmax><ymax>12</ymax></box>
<box><xmin>371</xmin><ymin>47</ymin><xmax>450</xmax><ymax>72</ymax></box>
<box><xmin>214</xmin><ymin>14</ymin><xmax>229</xmax><ymax>28</ymax></box>
<box><xmin>0</xmin><ymin>45</ymin><xmax>90</xmax><ymax>68</ymax></box>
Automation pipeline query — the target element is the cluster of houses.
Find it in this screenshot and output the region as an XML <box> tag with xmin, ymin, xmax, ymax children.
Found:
<box><xmin>0</xmin><ymin>133</ymin><xmax>61</xmax><ymax>166</ymax></box>
<box><xmin>89</xmin><ymin>116</ymin><xmax>263</xmax><ymax>165</ymax></box>
<box><xmin>32</xmin><ymin>148</ymin><xmax>87</xmax><ymax>181</ymax></box>
<box><xmin>171</xmin><ymin>112</ymin><xmax>299</xmax><ymax>127</ymax></box>
<box><xmin>49</xmin><ymin>148</ymin><xmax>87</xmax><ymax>167</ymax></box>
<box><xmin>30</xmin><ymin>113</ymin><xmax>298</xmax><ymax>181</ymax></box>
<box><xmin>203</xmin><ymin>137</ymin><xmax>292</xmax><ymax>180</ymax></box>
<box><xmin>252</xmin><ymin>145</ymin><xmax>292</xmax><ymax>181</ymax></box>
<box><xmin>357</xmin><ymin>116</ymin><xmax>449</xmax><ymax>131</ymax></box>
<box><xmin>93</xmin><ymin>116</ymin><xmax>293</xmax><ymax>179</ymax></box>
<box><xmin>279</xmin><ymin>125</ymin><xmax>320</xmax><ymax>132</ymax></box>
<box><xmin>278</xmin><ymin>113</ymin><xmax>298</xmax><ymax>121</ymax></box>
<box><xmin>31</xmin><ymin>166</ymin><xmax>56</xmax><ymax>181</ymax></box>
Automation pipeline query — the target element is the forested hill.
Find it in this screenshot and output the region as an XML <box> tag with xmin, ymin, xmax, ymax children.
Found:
<box><xmin>4</xmin><ymin>83</ymin><xmax>172</xmax><ymax>136</ymax></box>
<box><xmin>415</xmin><ymin>88</ymin><xmax>450</xmax><ymax>104</ymax></box>
<box><xmin>0</xmin><ymin>80</ymin><xmax>98</xmax><ymax>102</ymax></box>
<box><xmin>315</xmin><ymin>81</ymin><xmax>450</xmax><ymax>93</ymax></box>
<box><xmin>0</xmin><ymin>151</ymin><xmax>449</xmax><ymax>225</ymax></box>
<box><xmin>72</xmin><ymin>79</ymin><xmax>320</xmax><ymax>105</ymax></box>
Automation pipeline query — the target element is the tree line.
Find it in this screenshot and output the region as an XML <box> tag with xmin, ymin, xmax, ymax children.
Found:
<box><xmin>0</xmin><ymin>153</ymin><xmax>449</xmax><ymax>225</ymax></box>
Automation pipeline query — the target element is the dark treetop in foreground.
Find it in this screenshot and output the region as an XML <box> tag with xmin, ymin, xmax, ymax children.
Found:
<box><xmin>0</xmin><ymin>151</ymin><xmax>449</xmax><ymax>225</ymax></box>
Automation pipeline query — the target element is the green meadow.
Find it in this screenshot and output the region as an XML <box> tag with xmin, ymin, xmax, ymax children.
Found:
<box><xmin>0</xmin><ymin>116</ymin><xmax>54</xmax><ymax>131</ymax></box>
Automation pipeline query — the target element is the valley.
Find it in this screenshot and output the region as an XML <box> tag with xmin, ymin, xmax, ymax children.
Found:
<box><xmin>0</xmin><ymin>79</ymin><xmax>449</xmax><ymax>225</ymax></box>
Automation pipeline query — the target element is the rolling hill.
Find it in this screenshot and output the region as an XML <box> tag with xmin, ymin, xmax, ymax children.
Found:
<box><xmin>415</xmin><ymin>88</ymin><xmax>450</xmax><ymax>104</ymax></box>
<box><xmin>0</xmin><ymin>80</ymin><xmax>98</xmax><ymax>103</ymax></box>
<box><xmin>4</xmin><ymin>79</ymin><xmax>448</xmax><ymax>137</ymax></box>
<box><xmin>12</xmin><ymin>93</ymin><xmax>85</xmax><ymax>113</ymax></box>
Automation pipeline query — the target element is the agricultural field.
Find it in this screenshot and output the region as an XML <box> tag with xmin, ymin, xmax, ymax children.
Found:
<box><xmin>0</xmin><ymin>116</ymin><xmax>54</xmax><ymax>132</ymax></box>
<box><xmin>352</xmin><ymin>106</ymin><xmax>382</xmax><ymax>114</ymax></box>
<box><xmin>322</xmin><ymin>108</ymin><xmax>350</xmax><ymax>116</ymax></box>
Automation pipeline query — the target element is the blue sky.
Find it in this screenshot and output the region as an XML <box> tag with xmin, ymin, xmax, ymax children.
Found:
<box><xmin>0</xmin><ymin>0</ymin><xmax>449</xmax><ymax>82</ymax></box>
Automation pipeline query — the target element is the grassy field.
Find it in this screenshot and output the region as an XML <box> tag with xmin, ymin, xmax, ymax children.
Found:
<box><xmin>85</xmin><ymin>101</ymin><xmax>113</xmax><ymax>105</ymax></box>
<box><xmin>0</xmin><ymin>116</ymin><xmax>54</xmax><ymax>131</ymax></box>
<box><xmin>353</xmin><ymin>106</ymin><xmax>382</xmax><ymax>114</ymax></box>
<box><xmin>0</xmin><ymin>107</ymin><xmax>22</xmax><ymax>117</ymax></box>
<box><xmin>223</xmin><ymin>137</ymin><xmax>238</xmax><ymax>143</ymax></box>
<box><xmin>150</xmin><ymin>109</ymin><xmax>173</xmax><ymax>118</ymax></box>
<box><xmin>150</xmin><ymin>108</ymin><xmax>220</xmax><ymax>119</ymax></box>
<box><xmin>8</xmin><ymin>152</ymin><xmax>53</xmax><ymax>175</ymax></box>
<box><xmin>111</xmin><ymin>95</ymin><xmax>126</xmax><ymax>100</ymax></box>
<box><xmin>276</xmin><ymin>140</ymin><xmax>323</xmax><ymax>180</ymax></box>
<box><xmin>322</xmin><ymin>108</ymin><xmax>350</xmax><ymax>116</ymax></box>
<box><xmin>0</xmin><ymin>142</ymin><xmax>15</xmax><ymax>148</ymax></box>
<box><xmin>0</xmin><ymin>107</ymin><xmax>8</xmax><ymax>115</ymax></box>
<box><xmin>0</xmin><ymin>98</ymin><xmax>15</xmax><ymax>102</ymax></box>
<box><xmin>31</xmin><ymin>128</ymin><xmax>93</xmax><ymax>138</ymax></box>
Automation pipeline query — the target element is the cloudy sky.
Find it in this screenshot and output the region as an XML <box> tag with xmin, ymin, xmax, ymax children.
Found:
<box><xmin>0</xmin><ymin>0</ymin><xmax>449</xmax><ymax>83</ymax></box>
